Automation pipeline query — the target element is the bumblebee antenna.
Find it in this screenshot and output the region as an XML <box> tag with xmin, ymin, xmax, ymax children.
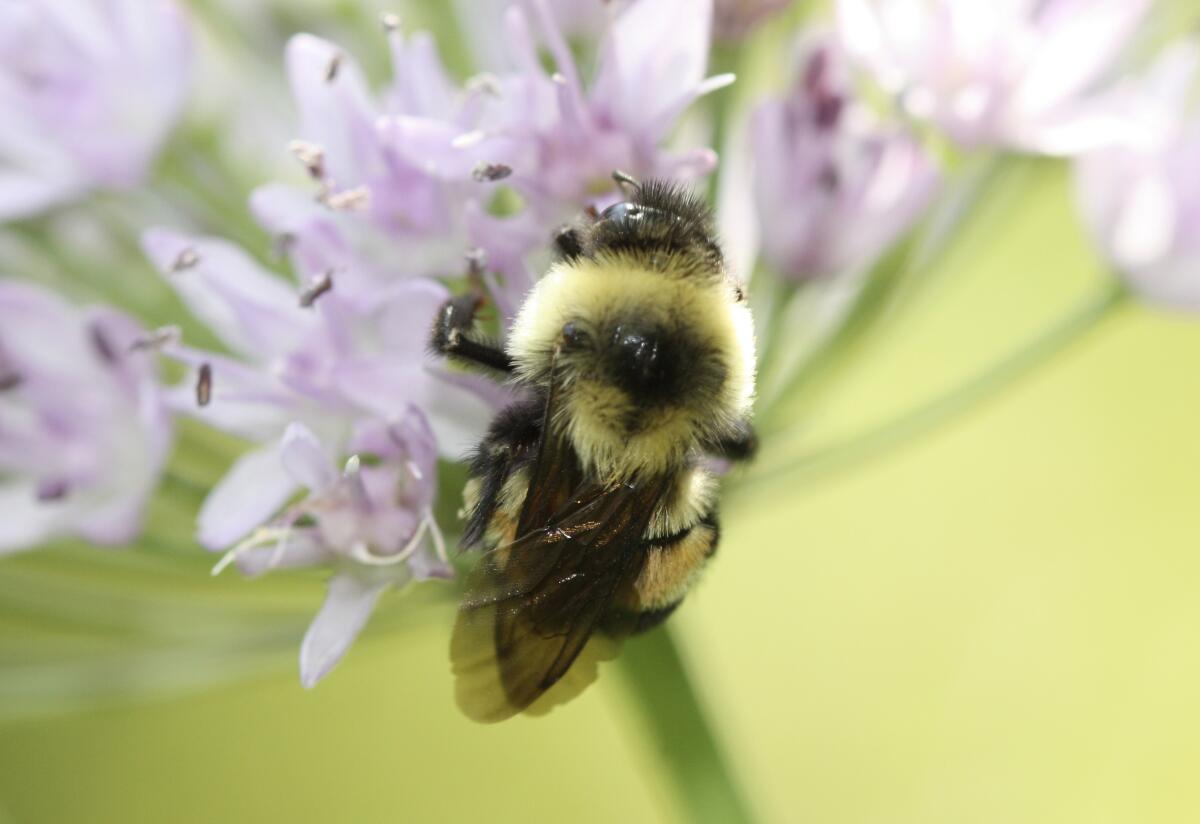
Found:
<box><xmin>612</xmin><ymin>170</ymin><xmax>640</xmax><ymax>199</ymax></box>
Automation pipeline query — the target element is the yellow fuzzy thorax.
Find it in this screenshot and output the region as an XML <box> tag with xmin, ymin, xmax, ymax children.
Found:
<box><xmin>507</xmin><ymin>253</ymin><xmax>756</xmax><ymax>480</ymax></box>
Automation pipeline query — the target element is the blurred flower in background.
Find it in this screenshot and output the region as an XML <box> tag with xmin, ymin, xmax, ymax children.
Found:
<box><xmin>837</xmin><ymin>0</ymin><xmax>1152</xmax><ymax>154</ymax></box>
<box><xmin>0</xmin><ymin>0</ymin><xmax>192</xmax><ymax>221</ymax></box>
<box><xmin>713</xmin><ymin>0</ymin><xmax>794</xmax><ymax>42</ymax></box>
<box><xmin>750</xmin><ymin>30</ymin><xmax>938</xmax><ymax>280</ymax></box>
<box><xmin>5</xmin><ymin>5</ymin><xmax>1200</xmax><ymax>818</ymax></box>
<box><xmin>1076</xmin><ymin>42</ymin><xmax>1200</xmax><ymax>309</ymax></box>
<box><xmin>0</xmin><ymin>281</ymin><xmax>171</xmax><ymax>552</ymax></box>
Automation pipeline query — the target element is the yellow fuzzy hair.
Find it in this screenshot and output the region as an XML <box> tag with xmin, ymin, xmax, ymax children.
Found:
<box><xmin>507</xmin><ymin>254</ymin><xmax>756</xmax><ymax>479</ymax></box>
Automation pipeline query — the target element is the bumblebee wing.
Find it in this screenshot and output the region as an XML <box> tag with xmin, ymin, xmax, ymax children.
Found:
<box><xmin>452</xmin><ymin>440</ymin><xmax>669</xmax><ymax>722</ymax></box>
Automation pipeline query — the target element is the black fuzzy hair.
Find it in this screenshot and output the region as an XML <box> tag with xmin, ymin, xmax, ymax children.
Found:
<box><xmin>585</xmin><ymin>179</ymin><xmax>724</xmax><ymax>274</ymax></box>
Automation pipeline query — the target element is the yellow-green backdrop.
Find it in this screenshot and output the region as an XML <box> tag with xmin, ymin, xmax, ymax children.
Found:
<box><xmin>2</xmin><ymin>3</ymin><xmax>1200</xmax><ymax>823</ymax></box>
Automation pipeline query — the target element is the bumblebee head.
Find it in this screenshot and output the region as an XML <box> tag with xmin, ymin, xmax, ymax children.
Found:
<box><xmin>508</xmin><ymin>255</ymin><xmax>755</xmax><ymax>480</ymax></box>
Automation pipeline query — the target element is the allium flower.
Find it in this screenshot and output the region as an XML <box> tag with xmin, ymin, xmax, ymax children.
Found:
<box><xmin>253</xmin><ymin>0</ymin><xmax>729</xmax><ymax>317</ymax></box>
<box><xmin>492</xmin><ymin>0</ymin><xmax>733</xmax><ymax>214</ymax></box>
<box><xmin>140</xmin><ymin>228</ymin><xmax>496</xmax><ymax>551</ymax></box>
<box><xmin>714</xmin><ymin>0</ymin><xmax>794</xmax><ymax>42</ymax></box>
<box><xmin>1076</xmin><ymin>43</ymin><xmax>1200</xmax><ymax>309</ymax></box>
<box><xmin>837</xmin><ymin>0</ymin><xmax>1151</xmax><ymax>155</ymax></box>
<box><xmin>251</xmin><ymin>26</ymin><xmax>531</xmax><ymax>297</ymax></box>
<box><xmin>0</xmin><ymin>0</ymin><xmax>192</xmax><ymax>221</ymax></box>
<box><xmin>750</xmin><ymin>31</ymin><xmax>939</xmax><ymax>279</ymax></box>
<box><xmin>141</xmin><ymin>227</ymin><xmax>493</xmax><ymax>684</ymax></box>
<box><xmin>0</xmin><ymin>281</ymin><xmax>171</xmax><ymax>552</ymax></box>
<box><xmin>218</xmin><ymin>415</ymin><xmax>451</xmax><ymax>687</ymax></box>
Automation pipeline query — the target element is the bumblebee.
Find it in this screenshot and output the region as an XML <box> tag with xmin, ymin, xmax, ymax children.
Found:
<box><xmin>431</xmin><ymin>174</ymin><xmax>756</xmax><ymax>722</ymax></box>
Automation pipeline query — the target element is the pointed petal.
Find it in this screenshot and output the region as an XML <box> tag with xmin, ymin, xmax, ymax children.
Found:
<box><xmin>592</xmin><ymin>0</ymin><xmax>713</xmax><ymax>131</ymax></box>
<box><xmin>0</xmin><ymin>481</ymin><xmax>67</xmax><ymax>554</ymax></box>
<box><xmin>286</xmin><ymin>34</ymin><xmax>380</xmax><ymax>185</ymax></box>
<box><xmin>197</xmin><ymin>444</ymin><xmax>297</xmax><ymax>550</ymax></box>
<box><xmin>299</xmin><ymin>573</ymin><xmax>393</xmax><ymax>687</ymax></box>
<box><xmin>280</xmin><ymin>422</ymin><xmax>337</xmax><ymax>492</ymax></box>
<box><xmin>142</xmin><ymin>228</ymin><xmax>315</xmax><ymax>359</ymax></box>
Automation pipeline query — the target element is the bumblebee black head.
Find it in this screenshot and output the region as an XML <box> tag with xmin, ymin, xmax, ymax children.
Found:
<box><xmin>552</xmin><ymin>174</ymin><xmax>723</xmax><ymax>275</ymax></box>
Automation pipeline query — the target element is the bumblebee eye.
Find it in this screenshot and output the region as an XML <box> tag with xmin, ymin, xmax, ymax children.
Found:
<box><xmin>561</xmin><ymin>321</ymin><xmax>590</xmax><ymax>349</ymax></box>
<box><xmin>599</xmin><ymin>201</ymin><xmax>642</xmax><ymax>225</ymax></box>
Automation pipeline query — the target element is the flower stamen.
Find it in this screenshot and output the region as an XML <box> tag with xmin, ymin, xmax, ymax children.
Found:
<box><xmin>472</xmin><ymin>162</ymin><xmax>513</xmax><ymax>182</ymax></box>
<box><xmin>129</xmin><ymin>325</ymin><xmax>181</xmax><ymax>353</ymax></box>
<box><xmin>299</xmin><ymin>271</ymin><xmax>334</xmax><ymax>308</ymax></box>
<box><xmin>196</xmin><ymin>363</ymin><xmax>213</xmax><ymax>407</ymax></box>
<box><xmin>288</xmin><ymin>140</ymin><xmax>327</xmax><ymax>182</ymax></box>
<box><xmin>170</xmin><ymin>247</ymin><xmax>200</xmax><ymax>272</ymax></box>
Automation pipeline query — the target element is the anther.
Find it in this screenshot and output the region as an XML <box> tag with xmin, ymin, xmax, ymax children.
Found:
<box><xmin>318</xmin><ymin>185</ymin><xmax>371</xmax><ymax>211</ymax></box>
<box><xmin>325</xmin><ymin>52</ymin><xmax>342</xmax><ymax>83</ymax></box>
<box><xmin>472</xmin><ymin>161</ymin><xmax>512</xmax><ymax>182</ymax></box>
<box><xmin>130</xmin><ymin>325</ymin><xmax>182</xmax><ymax>353</ymax></box>
<box><xmin>170</xmin><ymin>247</ymin><xmax>200</xmax><ymax>272</ymax></box>
<box><xmin>465</xmin><ymin>73</ymin><xmax>502</xmax><ymax>97</ymax></box>
<box><xmin>299</xmin><ymin>271</ymin><xmax>334</xmax><ymax>308</ymax></box>
<box><xmin>196</xmin><ymin>363</ymin><xmax>213</xmax><ymax>407</ymax></box>
<box><xmin>380</xmin><ymin>12</ymin><xmax>401</xmax><ymax>33</ymax></box>
<box><xmin>288</xmin><ymin>140</ymin><xmax>326</xmax><ymax>181</ymax></box>
<box><xmin>89</xmin><ymin>324</ymin><xmax>118</xmax><ymax>364</ymax></box>
<box><xmin>36</xmin><ymin>479</ymin><xmax>68</xmax><ymax>502</ymax></box>
<box><xmin>272</xmin><ymin>232</ymin><xmax>297</xmax><ymax>262</ymax></box>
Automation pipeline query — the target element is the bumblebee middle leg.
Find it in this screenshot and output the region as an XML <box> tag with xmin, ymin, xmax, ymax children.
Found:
<box><xmin>705</xmin><ymin>420</ymin><xmax>758</xmax><ymax>462</ymax></box>
<box><xmin>430</xmin><ymin>294</ymin><xmax>514</xmax><ymax>374</ymax></box>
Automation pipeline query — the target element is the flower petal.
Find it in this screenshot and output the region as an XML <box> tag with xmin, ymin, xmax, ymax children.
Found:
<box><xmin>142</xmin><ymin>228</ymin><xmax>315</xmax><ymax>359</ymax></box>
<box><xmin>0</xmin><ymin>481</ymin><xmax>67</xmax><ymax>554</ymax></box>
<box><xmin>235</xmin><ymin>531</ymin><xmax>333</xmax><ymax>577</ymax></box>
<box><xmin>280</xmin><ymin>422</ymin><xmax>337</xmax><ymax>492</ymax></box>
<box><xmin>197</xmin><ymin>445</ymin><xmax>297</xmax><ymax>550</ymax></box>
<box><xmin>299</xmin><ymin>572</ymin><xmax>393</xmax><ymax>688</ymax></box>
<box><xmin>286</xmin><ymin>34</ymin><xmax>380</xmax><ymax>186</ymax></box>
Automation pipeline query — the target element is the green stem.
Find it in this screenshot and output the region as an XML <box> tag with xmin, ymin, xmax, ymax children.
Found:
<box><xmin>736</xmin><ymin>281</ymin><xmax>1129</xmax><ymax>496</ymax></box>
<box><xmin>617</xmin><ymin>627</ymin><xmax>755</xmax><ymax>824</ymax></box>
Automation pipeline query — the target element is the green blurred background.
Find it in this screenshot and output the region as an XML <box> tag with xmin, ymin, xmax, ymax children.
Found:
<box><xmin>3</xmin><ymin>2</ymin><xmax>1200</xmax><ymax>822</ymax></box>
<box><xmin>3</xmin><ymin>161</ymin><xmax>1199</xmax><ymax>823</ymax></box>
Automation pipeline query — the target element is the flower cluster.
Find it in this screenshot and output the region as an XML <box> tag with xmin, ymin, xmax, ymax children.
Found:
<box><xmin>749</xmin><ymin>30</ymin><xmax>939</xmax><ymax>280</ymax></box>
<box><xmin>5</xmin><ymin>0</ymin><xmax>1200</xmax><ymax>698</ymax></box>
<box><xmin>139</xmin><ymin>0</ymin><xmax>732</xmax><ymax>683</ymax></box>
<box><xmin>0</xmin><ymin>281</ymin><xmax>171</xmax><ymax>553</ymax></box>
<box><xmin>0</xmin><ymin>0</ymin><xmax>192</xmax><ymax>221</ymax></box>
<box><xmin>254</xmin><ymin>0</ymin><xmax>730</xmax><ymax>320</ymax></box>
<box><xmin>1076</xmin><ymin>43</ymin><xmax>1200</xmax><ymax>308</ymax></box>
<box><xmin>837</xmin><ymin>0</ymin><xmax>1151</xmax><ymax>155</ymax></box>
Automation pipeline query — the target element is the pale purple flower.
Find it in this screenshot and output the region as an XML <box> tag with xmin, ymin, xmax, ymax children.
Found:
<box><xmin>0</xmin><ymin>0</ymin><xmax>192</xmax><ymax>221</ymax></box>
<box><xmin>1076</xmin><ymin>43</ymin><xmax>1200</xmax><ymax>309</ymax></box>
<box><xmin>217</xmin><ymin>414</ymin><xmax>451</xmax><ymax>687</ymax></box>
<box><xmin>488</xmin><ymin>0</ymin><xmax>733</xmax><ymax>216</ymax></box>
<box><xmin>252</xmin><ymin>2</ymin><xmax>729</xmax><ymax>320</ymax></box>
<box><xmin>837</xmin><ymin>0</ymin><xmax>1151</xmax><ymax>155</ymax></box>
<box><xmin>714</xmin><ymin>0</ymin><xmax>794</xmax><ymax>42</ymax></box>
<box><xmin>0</xmin><ymin>281</ymin><xmax>171</xmax><ymax>553</ymax></box>
<box><xmin>750</xmin><ymin>31</ymin><xmax>939</xmax><ymax>280</ymax></box>
<box><xmin>250</xmin><ymin>27</ymin><xmax>534</xmax><ymax>305</ymax></box>
<box><xmin>140</xmin><ymin>228</ymin><xmax>496</xmax><ymax>552</ymax></box>
<box><xmin>454</xmin><ymin>0</ymin><xmax>624</xmax><ymax>70</ymax></box>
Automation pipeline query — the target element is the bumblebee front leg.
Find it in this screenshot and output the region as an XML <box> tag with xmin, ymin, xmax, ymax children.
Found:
<box><xmin>430</xmin><ymin>294</ymin><xmax>514</xmax><ymax>374</ymax></box>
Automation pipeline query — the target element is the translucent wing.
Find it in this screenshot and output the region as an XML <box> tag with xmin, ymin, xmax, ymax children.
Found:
<box><xmin>451</xmin><ymin>422</ymin><xmax>670</xmax><ymax>722</ymax></box>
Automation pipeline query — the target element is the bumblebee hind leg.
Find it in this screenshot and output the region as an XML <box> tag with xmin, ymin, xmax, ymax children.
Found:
<box><xmin>603</xmin><ymin>515</ymin><xmax>720</xmax><ymax>637</ymax></box>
